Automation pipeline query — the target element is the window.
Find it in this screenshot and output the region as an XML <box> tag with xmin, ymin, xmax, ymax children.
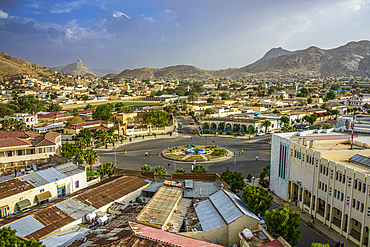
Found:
<box><xmin>357</xmin><ymin>201</ymin><xmax>360</xmax><ymax>210</ymax></box>
<box><xmin>334</xmin><ymin>189</ymin><xmax>337</xmax><ymax>198</ymax></box>
<box><xmin>330</xmin><ymin>170</ymin><xmax>333</xmax><ymax>179</ymax></box>
<box><xmin>320</xmin><ymin>165</ymin><xmax>323</xmax><ymax>173</ymax></box>
<box><xmin>363</xmin><ymin>184</ymin><xmax>366</xmax><ymax>193</ymax></box>
<box><xmin>343</xmin><ymin>175</ymin><xmax>346</xmax><ymax>183</ymax></box>
<box><xmin>346</xmin><ymin>196</ymin><xmax>350</xmax><ymax>205</ymax></box>
<box><xmin>367</xmin><ymin>207</ymin><xmax>370</xmax><ymax>216</ymax></box>
<box><xmin>359</xmin><ymin>182</ymin><xmax>362</xmax><ymax>192</ymax></box>
<box><xmin>326</xmin><ymin>167</ymin><xmax>329</xmax><ymax>176</ymax></box>
<box><xmin>329</xmin><ymin>187</ymin><xmax>332</xmax><ymax>196</ymax></box>
<box><xmin>355</xmin><ymin>180</ymin><xmax>358</xmax><ymax>190</ymax></box>
<box><xmin>75</xmin><ymin>180</ymin><xmax>79</xmax><ymax>188</ymax></box>
<box><xmin>348</xmin><ymin>177</ymin><xmax>351</xmax><ymax>187</ymax></box>
<box><xmin>17</xmin><ymin>150</ymin><xmax>22</xmax><ymax>156</ymax></box>
<box><xmin>339</xmin><ymin>173</ymin><xmax>342</xmax><ymax>182</ymax></box>
<box><xmin>361</xmin><ymin>203</ymin><xmax>364</xmax><ymax>213</ymax></box>
<box><xmin>7</xmin><ymin>151</ymin><xmax>12</xmax><ymax>157</ymax></box>
<box><xmin>38</xmin><ymin>148</ymin><xmax>43</xmax><ymax>154</ymax></box>
<box><xmin>353</xmin><ymin>199</ymin><xmax>356</xmax><ymax>208</ymax></box>
<box><xmin>325</xmin><ymin>184</ymin><xmax>327</xmax><ymax>192</ymax></box>
<box><xmin>336</xmin><ymin>172</ymin><xmax>339</xmax><ymax>180</ymax></box>
<box><xmin>341</xmin><ymin>192</ymin><xmax>344</xmax><ymax>201</ymax></box>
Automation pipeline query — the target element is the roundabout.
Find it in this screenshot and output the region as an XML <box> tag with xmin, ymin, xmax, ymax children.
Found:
<box><xmin>161</xmin><ymin>145</ymin><xmax>231</xmax><ymax>162</ymax></box>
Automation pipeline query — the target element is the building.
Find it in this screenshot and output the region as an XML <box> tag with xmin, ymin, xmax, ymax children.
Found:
<box><xmin>0</xmin><ymin>131</ymin><xmax>62</xmax><ymax>177</ymax></box>
<box><xmin>270</xmin><ymin>130</ymin><xmax>370</xmax><ymax>246</ymax></box>
<box><xmin>38</xmin><ymin>112</ymin><xmax>73</xmax><ymax>124</ymax></box>
<box><xmin>0</xmin><ymin>162</ymin><xmax>86</xmax><ymax>217</ymax></box>
<box><xmin>4</xmin><ymin>113</ymin><xmax>38</xmax><ymax>128</ymax></box>
<box><xmin>0</xmin><ymin>175</ymin><xmax>149</xmax><ymax>241</ymax></box>
<box><xmin>63</xmin><ymin>120</ymin><xmax>113</xmax><ymax>135</ymax></box>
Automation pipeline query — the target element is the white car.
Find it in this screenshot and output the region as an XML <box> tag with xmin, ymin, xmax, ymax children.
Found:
<box><xmin>268</xmin><ymin>131</ymin><xmax>275</xmax><ymax>134</ymax></box>
<box><xmin>256</xmin><ymin>132</ymin><xmax>265</xmax><ymax>136</ymax></box>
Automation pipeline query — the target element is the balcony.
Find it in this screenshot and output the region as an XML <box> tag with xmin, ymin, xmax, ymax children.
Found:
<box><xmin>0</xmin><ymin>153</ymin><xmax>52</xmax><ymax>163</ymax></box>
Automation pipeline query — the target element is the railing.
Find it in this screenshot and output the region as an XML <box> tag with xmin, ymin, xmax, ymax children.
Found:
<box><xmin>0</xmin><ymin>153</ymin><xmax>52</xmax><ymax>163</ymax></box>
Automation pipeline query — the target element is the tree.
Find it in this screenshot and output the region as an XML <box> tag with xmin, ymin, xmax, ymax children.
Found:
<box><xmin>95</xmin><ymin>129</ymin><xmax>108</xmax><ymax>145</ymax></box>
<box><xmin>154</xmin><ymin>165</ymin><xmax>167</xmax><ymax>175</ymax></box>
<box><xmin>92</xmin><ymin>104</ymin><xmax>113</xmax><ymax>121</ymax></box>
<box><xmin>0</xmin><ymin>227</ymin><xmax>44</xmax><ymax>247</ymax></box>
<box><xmin>0</xmin><ymin>104</ymin><xmax>15</xmax><ymax>118</ymax></box>
<box><xmin>47</xmin><ymin>103</ymin><xmax>62</xmax><ymax>112</ymax></box>
<box><xmin>259</xmin><ymin>164</ymin><xmax>270</xmax><ymax>182</ymax></box>
<box><xmin>307</xmin><ymin>98</ymin><xmax>313</xmax><ymax>104</ymax></box>
<box><xmin>144</xmin><ymin>110</ymin><xmax>168</xmax><ymax>127</ymax></box>
<box><xmin>204</xmin><ymin>108</ymin><xmax>215</xmax><ymax>115</ymax></box>
<box><xmin>60</xmin><ymin>143</ymin><xmax>78</xmax><ymax>159</ymax></box>
<box><xmin>76</xmin><ymin>128</ymin><xmax>92</xmax><ymax>145</ymax></box>
<box><xmin>0</xmin><ymin>119</ymin><xmax>10</xmax><ymax>131</ymax></box>
<box><xmin>207</xmin><ymin>97</ymin><xmax>214</xmax><ymax>103</ymax></box>
<box><xmin>272</xmin><ymin>109</ymin><xmax>280</xmax><ymax>114</ymax></box>
<box><xmin>65</xmin><ymin>116</ymin><xmax>83</xmax><ymax>126</ymax></box>
<box><xmin>265</xmin><ymin>204</ymin><xmax>301</xmax><ymax>247</ymax></box>
<box><xmin>75</xmin><ymin>137</ymin><xmax>88</xmax><ymax>150</ymax></box>
<box><xmin>163</xmin><ymin>105</ymin><xmax>176</xmax><ymax>114</ymax></box>
<box><xmin>141</xmin><ymin>164</ymin><xmax>152</xmax><ymax>171</ymax></box>
<box><xmin>280</xmin><ymin>116</ymin><xmax>290</xmax><ymax>126</ymax></box>
<box><xmin>247</xmin><ymin>125</ymin><xmax>255</xmax><ymax>133</ymax></box>
<box><xmin>84</xmin><ymin>149</ymin><xmax>99</xmax><ymax>171</ymax></box>
<box><xmin>84</xmin><ymin>104</ymin><xmax>93</xmax><ymax>110</ymax></box>
<box><xmin>306</xmin><ymin>114</ymin><xmax>318</xmax><ymax>125</ymax></box>
<box><xmin>192</xmin><ymin>164</ymin><xmax>206</xmax><ymax>173</ymax></box>
<box><xmin>175</xmin><ymin>168</ymin><xmax>186</xmax><ymax>173</ymax></box>
<box><xmin>263</xmin><ymin>120</ymin><xmax>271</xmax><ymax>133</ymax></box>
<box><xmin>16</xmin><ymin>95</ymin><xmax>46</xmax><ymax>113</ymax></box>
<box><xmin>220</xmin><ymin>170</ymin><xmax>246</xmax><ymax>193</ymax></box>
<box><xmin>242</xmin><ymin>186</ymin><xmax>272</xmax><ymax>216</ymax></box>
<box><xmin>15</xmin><ymin>120</ymin><xmax>26</xmax><ymax>131</ymax></box>
<box><xmin>326</xmin><ymin>91</ymin><xmax>336</xmax><ymax>100</ymax></box>
<box><xmin>97</xmin><ymin>162</ymin><xmax>116</xmax><ymax>178</ymax></box>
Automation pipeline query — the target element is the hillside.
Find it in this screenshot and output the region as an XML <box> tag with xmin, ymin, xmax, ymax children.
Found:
<box><xmin>0</xmin><ymin>52</ymin><xmax>53</xmax><ymax>80</ymax></box>
<box><xmin>252</xmin><ymin>47</ymin><xmax>295</xmax><ymax>64</ymax></box>
<box><xmin>49</xmin><ymin>59</ymin><xmax>96</xmax><ymax>76</ymax></box>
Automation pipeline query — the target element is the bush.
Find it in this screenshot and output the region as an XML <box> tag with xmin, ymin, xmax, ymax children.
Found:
<box><xmin>226</xmin><ymin>130</ymin><xmax>233</xmax><ymax>135</ymax></box>
<box><xmin>211</xmin><ymin>148</ymin><xmax>227</xmax><ymax>156</ymax></box>
<box><xmin>95</xmin><ymin>144</ymin><xmax>101</xmax><ymax>148</ymax></box>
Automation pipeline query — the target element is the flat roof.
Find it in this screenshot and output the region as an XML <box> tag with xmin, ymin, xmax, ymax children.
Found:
<box><xmin>136</xmin><ymin>180</ymin><xmax>183</xmax><ymax>229</ymax></box>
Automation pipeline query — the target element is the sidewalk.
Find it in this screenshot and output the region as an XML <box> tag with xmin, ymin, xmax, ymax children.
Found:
<box><xmin>272</xmin><ymin>195</ymin><xmax>356</xmax><ymax>247</ymax></box>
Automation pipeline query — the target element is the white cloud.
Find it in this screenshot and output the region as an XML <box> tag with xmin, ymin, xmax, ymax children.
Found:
<box><xmin>337</xmin><ymin>0</ymin><xmax>367</xmax><ymax>11</ymax></box>
<box><xmin>0</xmin><ymin>10</ymin><xmax>9</xmax><ymax>19</ymax></box>
<box><xmin>112</xmin><ymin>11</ymin><xmax>130</xmax><ymax>19</ymax></box>
<box><xmin>141</xmin><ymin>14</ymin><xmax>155</xmax><ymax>23</ymax></box>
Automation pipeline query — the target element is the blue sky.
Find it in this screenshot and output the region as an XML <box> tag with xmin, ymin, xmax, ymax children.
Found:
<box><xmin>1</xmin><ymin>0</ymin><xmax>370</xmax><ymax>72</ymax></box>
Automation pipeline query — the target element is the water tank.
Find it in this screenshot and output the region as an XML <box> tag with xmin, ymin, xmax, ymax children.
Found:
<box><xmin>85</xmin><ymin>212</ymin><xmax>96</xmax><ymax>222</ymax></box>
<box><xmin>97</xmin><ymin>215</ymin><xmax>108</xmax><ymax>225</ymax></box>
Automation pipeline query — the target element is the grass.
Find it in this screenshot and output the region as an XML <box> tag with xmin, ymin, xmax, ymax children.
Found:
<box><xmin>205</xmin><ymin>154</ymin><xmax>221</xmax><ymax>160</ymax></box>
<box><xmin>166</xmin><ymin>154</ymin><xmax>186</xmax><ymax>159</ymax></box>
<box><xmin>185</xmin><ymin>156</ymin><xmax>205</xmax><ymax>161</ymax></box>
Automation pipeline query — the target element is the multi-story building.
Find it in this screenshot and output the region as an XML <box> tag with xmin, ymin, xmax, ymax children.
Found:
<box><xmin>270</xmin><ymin>130</ymin><xmax>370</xmax><ymax>246</ymax></box>
<box><xmin>0</xmin><ymin>131</ymin><xmax>62</xmax><ymax>176</ymax></box>
<box><xmin>4</xmin><ymin>113</ymin><xmax>38</xmax><ymax>128</ymax></box>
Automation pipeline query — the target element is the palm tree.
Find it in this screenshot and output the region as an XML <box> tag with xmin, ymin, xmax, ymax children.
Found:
<box><xmin>154</xmin><ymin>166</ymin><xmax>167</xmax><ymax>175</ymax></box>
<box><xmin>272</xmin><ymin>109</ymin><xmax>280</xmax><ymax>114</ymax></box>
<box><xmin>192</xmin><ymin>164</ymin><xmax>206</xmax><ymax>173</ymax></box>
<box><xmin>95</xmin><ymin>129</ymin><xmax>108</xmax><ymax>145</ymax></box>
<box><xmin>113</xmin><ymin>134</ymin><xmax>119</xmax><ymax>142</ymax></box>
<box><xmin>263</xmin><ymin>120</ymin><xmax>272</xmax><ymax>133</ymax></box>
<box><xmin>106</xmin><ymin>135</ymin><xmax>114</xmax><ymax>148</ymax></box>
<box><xmin>141</xmin><ymin>164</ymin><xmax>152</xmax><ymax>171</ymax></box>
<box><xmin>76</xmin><ymin>137</ymin><xmax>88</xmax><ymax>150</ymax></box>
<box><xmin>16</xmin><ymin>121</ymin><xmax>26</xmax><ymax>131</ymax></box>
<box><xmin>175</xmin><ymin>168</ymin><xmax>186</xmax><ymax>173</ymax></box>
<box><xmin>97</xmin><ymin>162</ymin><xmax>116</xmax><ymax>178</ymax></box>
<box><xmin>9</xmin><ymin>118</ymin><xmax>17</xmax><ymax>131</ymax></box>
<box><xmin>84</xmin><ymin>149</ymin><xmax>99</xmax><ymax>171</ymax></box>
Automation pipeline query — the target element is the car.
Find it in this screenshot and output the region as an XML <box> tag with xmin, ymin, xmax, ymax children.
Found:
<box><xmin>189</xmin><ymin>120</ymin><xmax>194</xmax><ymax>125</ymax></box>
<box><xmin>268</xmin><ymin>131</ymin><xmax>275</xmax><ymax>134</ymax></box>
<box><xmin>192</xmin><ymin>129</ymin><xmax>197</xmax><ymax>134</ymax></box>
<box><xmin>256</xmin><ymin>132</ymin><xmax>265</xmax><ymax>136</ymax></box>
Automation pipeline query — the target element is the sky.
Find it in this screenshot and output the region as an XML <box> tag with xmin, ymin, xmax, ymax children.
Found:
<box><xmin>1</xmin><ymin>0</ymin><xmax>370</xmax><ymax>72</ymax></box>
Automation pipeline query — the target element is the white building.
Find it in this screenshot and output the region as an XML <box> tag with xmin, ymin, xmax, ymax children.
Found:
<box><xmin>270</xmin><ymin>130</ymin><xmax>370</xmax><ymax>246</ymax></box>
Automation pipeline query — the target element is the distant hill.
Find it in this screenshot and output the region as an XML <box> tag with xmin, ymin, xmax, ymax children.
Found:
<box><xmin>0</xmin><ymin>52</ymin><xmax>53</xmax><ymax>80</ymax></box>
<box><xmin>253</xmin><ymin>47</ymin><xmax>295</xmax><ymax>64</ymax></box>
<box><xmin>114</xmin><ymin>40</ymin><xmax>370</xmax><ymax>79</ymax></box>
<box><xmin>49</xmin><ymin>59</ymin><xmax>96</xmax><ymax>76</ymax></box>
<box><xmin>234</xmin><ymin>40</ymin><xmax>370</xmax><ymax>77</ymax></box>
<box><xmin>92</xmin><ymin>69</ymin><xmax>120</xmax><ymax>77</ymax></box>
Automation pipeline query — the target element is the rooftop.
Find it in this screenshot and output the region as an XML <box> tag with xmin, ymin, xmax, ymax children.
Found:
<box><xmin>136</xmin><ymin>180</ymin><xmax>183</xmax><ymax>229</ymax></box>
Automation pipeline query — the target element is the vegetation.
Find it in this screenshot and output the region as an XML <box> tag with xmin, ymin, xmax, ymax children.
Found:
<box><xmin>175</xmin><ymin>168</ymin><xmax>186</xmax><ymax>173</ymax></box>
<box><xmin>141</xmin><ymin>164</ymin><xmax>152</xmax><ymax>171</ymax></box>
<box><xmin>281</xmin><ymin>116</ymin><xmax>290</xmax><ymax>124</ymax></box>
<box><xmin>16</xmin><ymin>95</ymin><xmax>46</xmax><ymax>113</ymax></box>
<box><xmin>65</xmin><ymin>116</ymin><xmax>84</xmax><ymax>125</ymax></box>
<box><xmin>84</xmin><ymin>149</ymin><xmax>99</xmax><ymax>171</ymax></box>
<box><xmin>144</xmin><ymin>110</ymin><xmax>168</xmax><ymax>127</ymax></box>
<box><xmin>92</xmin><ymin>104</ymin><xmax>113</xmax><ymax>121</ymax></box>
<box><xmin>259</xmin><ymin>164</ymin><xmax>270</xmax><ymax>182</ymax></box>
<box><xmin>47</xmin><ymin>102</ymin><xmax>62</xmax><ymax>112</ymax></box>
<box><xmin>192</xmin><ymin>164</ymin><xmax>206</xmax><ymax>173</ymax></box>
<box><xmin>265</xmin><ymin>205</ymin><xmax>301</xmax><ymax>247</ymax></box>
<box><xmin>220</xmin><ymin>170</ymin><xmax>245</xmax><ymax>193</ymax></box>
<box><xmin>263</xmin><ymin>120</ymin><xmax>271</xmax><ymax>132</ymax></box>
<box><xmin>154</xmin><ymin>165</ymin><xmax>167</xmax><ymax>175</ymax></box>
<box><xmin>211</xmin><ymin>148</ymin><xmax>227</xmax><ymax>156</ymax></box>
<box><xmin>97</xmin><ymin>162</ymin><xmax>116</xmax><ymax>178</ymax></box>
<box><xmin>242</xmin><ymin>186</ymin><xmax>272</xmax><ymax>216</ymax></box>
<box><xmin>0</xmin><ymin>227</ymin><xmax>44</xmax><ymax>247</ymax></box>
<box><xmin>60</xmin><ymin>143</ymin><xmax>78</xmax><ymax>159</ymax></box>
<box><xmin>311</xmin><ymin>244</ymin><xmax>330</xmax><ymax>247</ymax></box>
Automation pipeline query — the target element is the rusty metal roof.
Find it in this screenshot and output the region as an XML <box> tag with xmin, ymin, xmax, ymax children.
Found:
<box><xmin>0</xmin><ymin>178</ymin><xmax>35</xmax><ymax>200</ymax></box>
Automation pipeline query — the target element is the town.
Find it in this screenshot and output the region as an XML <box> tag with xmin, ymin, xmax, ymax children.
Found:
<box><xmin>0</xmin><ymin>63</ymin><xmax>370</xmax><ymax>247</ymax></box>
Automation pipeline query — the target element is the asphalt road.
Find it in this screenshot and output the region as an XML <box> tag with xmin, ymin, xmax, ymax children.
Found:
<box><xmin>97</xmin><ymin>116</ymin><xmax>271</xmax><ymax>177</ymax></box>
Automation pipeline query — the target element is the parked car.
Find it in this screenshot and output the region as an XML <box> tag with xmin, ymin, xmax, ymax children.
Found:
<box><xmin>268</xmin><ymin>131</ymin><xmax>275</xmax><ymax>134</ymax></box>
<box><xmin>256</xmin><ymin>132</ymin><xmax>265</xmax><ymax>136</ymax></box>
<box><xmin>189</xmin><ymin>120</ymin><xmax>194</xmax><ymax>125</ymax></box>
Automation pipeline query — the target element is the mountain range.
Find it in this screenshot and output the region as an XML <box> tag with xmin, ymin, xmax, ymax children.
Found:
<box><xmin>1</xmin><ymin>40</ymin><xmax>370</xmax><ymax>80</ymax></box>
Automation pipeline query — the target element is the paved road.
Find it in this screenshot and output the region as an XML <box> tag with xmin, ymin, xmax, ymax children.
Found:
<box><xmin>270</xmin><ymin>202</ymin><xmax>334</xmax><ymax>247</ymax></box>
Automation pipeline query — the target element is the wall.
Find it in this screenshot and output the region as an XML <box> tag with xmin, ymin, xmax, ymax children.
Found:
<box><xmin>180</xmin><ymin>225</ymin><xmax>228</xmax><ymax>246</ymax></box>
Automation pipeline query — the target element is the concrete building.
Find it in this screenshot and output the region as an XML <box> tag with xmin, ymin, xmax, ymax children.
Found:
<box><xmin>0</xmin><ymin>162</ymin><xmax>86</xmax><ymax>217</ymax></box>
<box><xmin>270</xmin><ymin>130</ymin><xmax>370</xmax><ymax>246</ymax></box>
<box><xmin>4</xmin><ymin>113</ymin><xmax>38</xmax><ymax>128</ymax></box>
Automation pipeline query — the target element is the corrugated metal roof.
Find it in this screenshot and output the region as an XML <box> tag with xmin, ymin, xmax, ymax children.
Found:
<box><xmin>184</xmin><ymin>180</ymin><xmax>193</xmax><ymax>189</ymax></box>
<box><xmin>224</xmin><ymin>190</ymin><xmax>259</xmax><ymax>220</ymax></box>
<box><xmin>184</xmin><ymin>182</ymin><xmax>222</xmax><ymax>198</ymax></box>
<box><xmin>37</xmin><ymin>168</ymin><xmax>67</xmax><ymax>183</ymax></box>
<box><xmin>143</xmin><ymin>181</ymin><xmax>163</xmax><ymax>193</ymax></box>
<box><xmin>54</xmin><ymin>163</ymin><xmax>84</xmax><ymax>177</ymax></box>
<box><xmin>209</xmin><ymin>189</ymin><xmax>243</xmax><ymax>224</ymax></box>
<box><xmin>18</xmin><ymin>172</ymin><xmax>49</xmax><ymax>187</ymax></box>
<box><xmin>194</xmin><ymin>199</ymin><xmax>226</xmax><ymax>231</ymax></box>
<box><xmin>7</xmin><ymin>216</ymin><xmax>44</xmax><ymax>237</ymax></box>
<box><xmin>55</xmin><ymin>199</ymin><xmax>97</xmax><ymax>220</ymax></box>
